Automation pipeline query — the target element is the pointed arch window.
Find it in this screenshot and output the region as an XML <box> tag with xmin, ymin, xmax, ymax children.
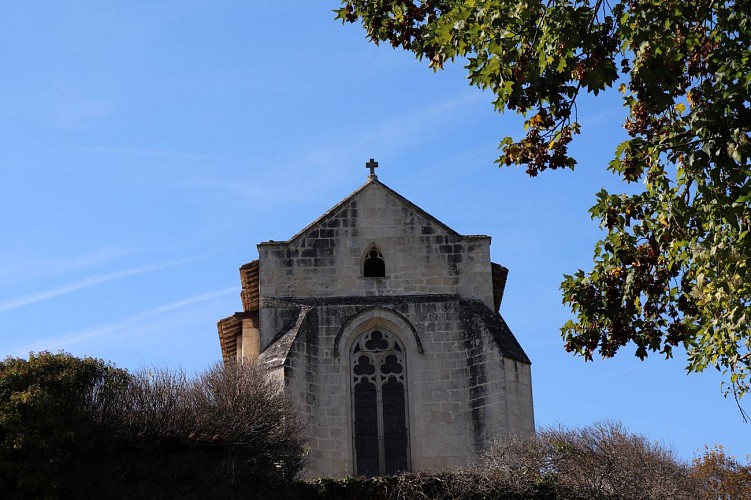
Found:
<box><xmin>363</xmin><ymin>248</ymin><xmax>385</xmax><ymax>277</ymax></box>
<box><xmin>351</xmin><ymin>329</ymin><xmax>409</xmax><ymax>476</ymax></box>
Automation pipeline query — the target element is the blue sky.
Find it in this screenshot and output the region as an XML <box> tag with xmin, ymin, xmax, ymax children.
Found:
<box><xmin>1</xmin><ymin>1</ymin><xmax>747</xmax><ymax>462</ymax></box>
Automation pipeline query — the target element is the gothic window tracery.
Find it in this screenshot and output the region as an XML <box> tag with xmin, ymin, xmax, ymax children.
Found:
<box><xmin>351</xmin><ymin>328</ymin><xmax>409</xmax><ymax>476</ymax></box>
<box><xmin>363</xmin><ymin>248</ymin><xmax>385</xmax><ymax>277</ymax></box>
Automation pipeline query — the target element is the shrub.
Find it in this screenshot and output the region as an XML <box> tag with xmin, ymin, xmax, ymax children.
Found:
<box><xmin>305</xmin><ymin>471</ymin><xmax>558</xmax><ymax>500</ymax></box>
<box><xmin>0</xmin><ymin>353</ymin><xmax>306</xmax><ymax>499</ymax></box>
<box><xmin>476</xmin><ymin>420</ymin><xmax>699</xmax><ymax>499</ymax></box>
<box><xmin>190</xmin><ymin>362</ymin><xmax>307</xmax><ymax>481</ymax></box>
<box><xmin>0</xmin><ymin>352</ymin><xmax>127</xmax><ymax>497</ymax></box>
<box><xmin>89</xmin><ymin>361</ymin><xmax>306</xmax><ymax>498</ymax></box>
<box><xmin>691</xmin><ymin>445</ymin><xmax>751</xmax><ymax>500</ymax></box>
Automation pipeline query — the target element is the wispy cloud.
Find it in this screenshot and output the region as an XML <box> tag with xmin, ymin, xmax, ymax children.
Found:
<box><xmin>194</xmin><ymin>91</ymin><xmax>484</xmax><ymax>203</ymax></box>
<box><xmin>0</xmin><ymin>248</ymin><xmax>134</xmax><ymax>288</ymax></box>
<box><xmin>356</xmin><ymin>92</ymin><xmax>484</xmax><ymax>149</ymax></box>
<box><xmin>7</xmin><ymin>288</ymin><xmax>236</xmax><ymax>355</ymax></box>
<box><xmin>285</xmin><ymin>91</ymin><xmax>484</xmax><ymax>176</ymax></box>
<box><xmin>0</xmin><ymin>257</ymin><xmax>198</xmax><ymax>313</ymax></box>
<box><xmin>69</xmin><ymin>144</ymin><xmax>209</xmax><ymax>161</ymax></box>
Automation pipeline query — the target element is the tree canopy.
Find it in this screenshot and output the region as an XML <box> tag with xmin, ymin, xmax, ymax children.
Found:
<box><xmin>337</xmin><ymin>0</ymin><xmax>751</xmax><ymax>407</ymax></box>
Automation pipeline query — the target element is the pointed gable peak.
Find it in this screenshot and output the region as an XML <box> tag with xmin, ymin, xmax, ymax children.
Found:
<box><xmin>259</xmin><ymin>174</ymin><xmax>469</xmax><ymax>247</ymax></box>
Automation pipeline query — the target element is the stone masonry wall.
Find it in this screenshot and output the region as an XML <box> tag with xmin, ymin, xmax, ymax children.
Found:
<box><xmin>240</xmin><ymin>178</ymin><xmax>535</xmax><ymax>479</ymax></box>
<box><xmin>257</xmin><ymin>181</ymin><xmax>495</xmax><ymax>350</ymax></box>
<box><xmin>274</xmin><ymin>297</ymin><xmax>533</xmax><ymax>478</ymax></box>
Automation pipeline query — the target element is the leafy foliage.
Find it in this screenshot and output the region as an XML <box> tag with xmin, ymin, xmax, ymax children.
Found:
<box><xmin>0</xmin><ymin>351</ymin><xmax>127</xmax><ymax>496</ymax></box>
<box><xmin>0</xmin><ymin>352</ymin><xmax>306</xmax><ymax>499</ymax></box>
<box><xmin>337</xmin><ymin>0</ymin><xmax>751</xmax><ymax>404</ymax></box>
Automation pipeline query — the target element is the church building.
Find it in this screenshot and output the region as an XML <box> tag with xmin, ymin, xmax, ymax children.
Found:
<box><xmin>217</xmin><ymin>161</ymin><xmax>534</xmax><ymax>478</ymax></box>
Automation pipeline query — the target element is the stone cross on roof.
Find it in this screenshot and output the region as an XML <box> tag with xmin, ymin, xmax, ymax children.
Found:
<box><xmin>366</xmin><ymin>158</ymin><xmax>378</xmax><ymax>178</ymax></box>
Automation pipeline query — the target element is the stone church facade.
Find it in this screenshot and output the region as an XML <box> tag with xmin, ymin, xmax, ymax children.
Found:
<box><xmin>217</xmin><ymin>164</ymin><xmax>534</xmax><ymax>478</ymax></box>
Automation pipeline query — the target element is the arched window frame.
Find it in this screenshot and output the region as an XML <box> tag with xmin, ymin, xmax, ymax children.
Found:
<box><xmin>350</xmin><ymin>327</ymin><xmax>410</xmax><ymax>476</ymax></box>
<box><xmin>363</xmin><ymin>246</ymin><xmax>386</xmax><ymax>278</ymax></box>
<box><xmin>336</xmin><ymin>309</ymin><xmax>420</xmax><ymax>476</ymax></box>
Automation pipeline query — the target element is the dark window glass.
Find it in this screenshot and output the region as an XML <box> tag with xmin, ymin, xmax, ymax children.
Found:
<box><xmin>354</xmin><ymin>379</ymin><xmax>379</xmax><ymax>477</ymax></box>
<box><xmin>351</xmin><ymin>329</ymin><xmax>408</xmax><ymax>476</ymax></box>
<box><xmin>382</xmin><ymin>377</ymin><xmax>408</xmax><ymax>474</ymax></box>
<box><xmin>364</xmin><ymin>248</ymin><xmax>385</xmax><ymax>277</ymax></box>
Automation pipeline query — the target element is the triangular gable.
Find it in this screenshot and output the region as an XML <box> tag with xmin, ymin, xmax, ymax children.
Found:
<box><xmin>259</xmin><ymin>177</ymin><xmax>466</xmax><ymax>247</ymax></box>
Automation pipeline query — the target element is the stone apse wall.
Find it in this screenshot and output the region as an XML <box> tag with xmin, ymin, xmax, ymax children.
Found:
<box><xmin>265</xmin><ymin>298</ymin><xmax>534</xmax><ymax>477</ymax></box>
<box><xmin>258</xmin><ymin>182</ymin><xmax>534</xmax><ymax>476</ymax></box>
<box><xmin>224</xmin><ymin>178</ymin><xmax>534</xmax><ymax>478</ymax></box>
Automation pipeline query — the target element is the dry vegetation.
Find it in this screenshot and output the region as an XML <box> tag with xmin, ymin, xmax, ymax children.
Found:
<box><xmin>308</xmin><ymin>421</ymin><xmax>749</xmax><ymax>500</ymax></box>
<box><xmin>2</xmin><ymin>352</ymin><xmax>748</xmax><ymax>499</ymax></box>
<box><xmin>476</xmin><ymin>421</ymin><xmax>696</xmax><ymax>499</ymax></box>
<box><xmin>0</xmin><ymin>352</ymin><xmax>305</xmax><ymax>498</ymax></box>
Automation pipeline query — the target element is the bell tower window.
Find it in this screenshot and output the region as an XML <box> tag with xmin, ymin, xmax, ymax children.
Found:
<box><xmin>363</xmin><ymin>248</ymin><xmax>385</xmax><ymax>277</ymax></box>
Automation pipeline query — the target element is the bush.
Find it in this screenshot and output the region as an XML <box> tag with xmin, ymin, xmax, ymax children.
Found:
<box><xmin>191</xmin><ymin>362</ymin><xmax>307</xmax><ymax>481</ymax></box>
<box><xmin>6</xmin><ymin>353</ymin><xmax>744</xmax><ymax>499</ymax></box>
<box><xmin>301</xmin><ymin>422</ymin><xmax>743</xmax><ymax>500</ymax></box>
<box><xmin>0</xmin><ymin>352</ymin><xmax>127</xmax><ymax>497</ymax></box>
<box><xmin>304</xmin><ymin>472</ymin><xmax>558</xmax><ymax>500</ymax></box>
<box><xmin>691</xmin><ymin>445</ymin><xmax>751</xmax><ymax>500</ymax></box>
<box><xmin>0</xmin><ymin>353</ymin><xmax>306</xmax><ymax>499</ymax></box>
<box><xmin>476</xmin><ymin>421</ymin><xmax>699</xmax><ymax>499</ymax></box>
